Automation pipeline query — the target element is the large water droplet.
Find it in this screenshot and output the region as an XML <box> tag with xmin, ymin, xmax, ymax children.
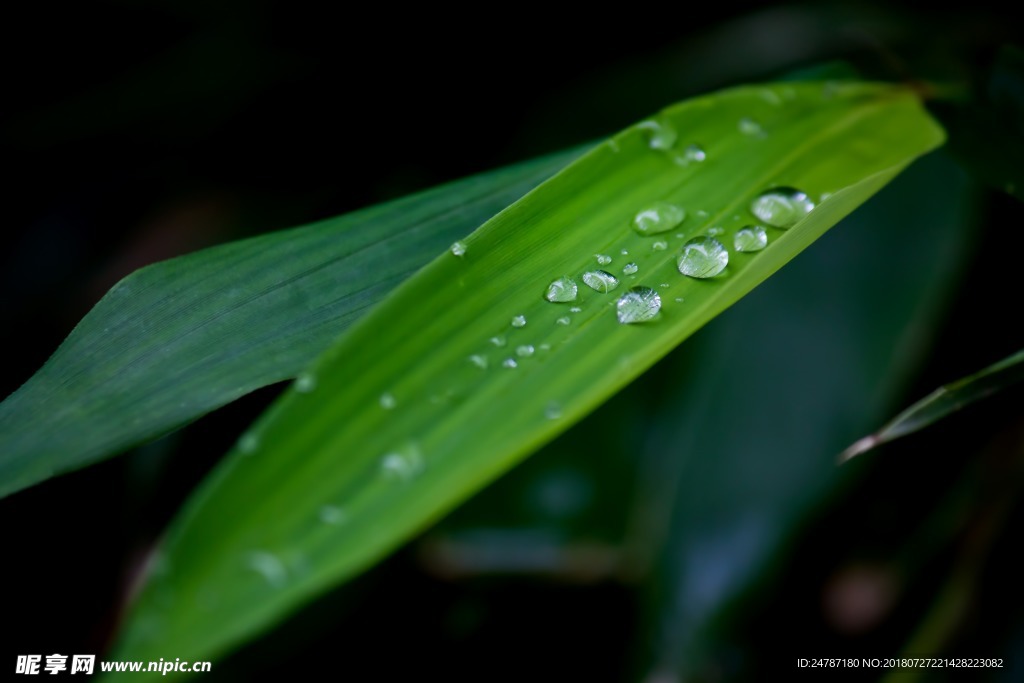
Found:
<box><xmin>637</xmin><ymin>119</ymin><xmax>677</xmax><ymax>150</ymax></box>
<box><xmin>678</xmin><ymin>236</ymin><xmax>728</xmax><ymax>278</ymax></box>
<box><xmin>294</xmin><ymin>372</ymin><xmax>316</xmax><ymax>393</ymax></box>
<box><xmin>738</xmin><ymin>117</ymin><xmax>764</xmax><ymax>136</ymax></box>
<box><xmin>468</xmin><ymin>354</ymin><xmax>488</xmax><ymax>369</ymax></box>
<box><xmin>750</xmin><ymin>187</ymin><xmax>815</xmax><ymax>228</ymax></box>
<box><xmin>511</xmin><ymin>315</ymin><xmax>527</xmax><ymax>328</ymax></box>
<box><xmin>582</xmin><ymin>270</ymin><xmax>619</xmax><ymax>293</ymax></box>
<box><xmin>734</xmin><ymin>225</ymin><xmax>768</xmax><ymax>252</ymax></box>
<box><xmin>450</xmin><ymin>241</ymin><xmax>467</xmax><ymax>257</ymax></box>
<box><xmin>595</xmin><ymin>254</ymin><xmax>612</xmax><ymax>266</ymax></box>
<box><xmin>516</xmin><ymin>345</ymin><xmax>535</xmax><ymax>358</ymax></box>
<box><xmin>380</xmin><ymin>444</ymin><xmax>424</xmax><ymax>481</ymax></box>
<box><xmin>545</xmin><ymin>276</ymin><xmax>577</xmax><ymax>303</ymax></box>
<box><xmin>379</xmin><ymin>393</ymin><xmax>397</xmax><ymax>410</ymax></box>
<box><xmin>319</xmin><ymin>505</ymin><xmax>347</xmax><ymax>525</ymax></box>
<box><xmin>616</xmin><ymin>287</ymin><xmax>662</xmax><ymax>324</ymax></box>
<box><xmin>246</xmin><ymin>551</ymin><xmax>287</xmax><ymax>588</ymax></box>
<box><xmin>623</xmin><ymin>262</ymin><xmax>638</xmax><ymax>276</ymax></box>
<box><xmin>633</xmin><ymin>202</ymin><xmax>686</xmax><ymax>235</ymax></box>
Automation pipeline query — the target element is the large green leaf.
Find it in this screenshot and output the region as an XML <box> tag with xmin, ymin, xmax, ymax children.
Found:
<box><xmin>0</xmin><ymin>149</ymin><xmax>581</xmax><ymax>498</ymax></box>
<box><xmin>112</xmin><ymin>82</ymin><xmax>945</xmax><ymax>667</ymax></box>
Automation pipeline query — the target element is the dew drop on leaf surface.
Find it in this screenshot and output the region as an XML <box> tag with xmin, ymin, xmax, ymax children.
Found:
<box><xmin>678</xmin><ymin>236</ymin><xmax>729</xmax><ymax>278</ymax></box>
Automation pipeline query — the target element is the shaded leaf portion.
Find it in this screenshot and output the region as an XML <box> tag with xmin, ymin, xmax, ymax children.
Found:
<box><xmin>841</xmin><ymin>348</ymin><xmax>1024</xmax><ymax>461</ymax></box>
<box><xmin>113</xmin><ymin>82</ymin><xmax>945</xmax><ymax>667</ymax></box>
<box><xmin>0</xmin><ymin>149</ymin><xmax>582</xmax><ymax>498</ymax></box>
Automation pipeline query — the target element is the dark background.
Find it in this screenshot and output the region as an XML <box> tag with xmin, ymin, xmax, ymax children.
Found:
<box><xmin>2</xmin><ymin>2</ymin><xmax>1023</xmax><ymax>680</ymax></box>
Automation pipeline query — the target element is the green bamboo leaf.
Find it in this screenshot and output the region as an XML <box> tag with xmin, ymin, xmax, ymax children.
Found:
<box><xmin>0</xmin><ymin>149</ymin><xmax>580</xmax><ymax>498</ymax></box>
<box><xmin>840</xmin><ymin>348</ymin><xmax>1024</xmax><ymax>461</ymax></box>
<box><xmin>113</xmin><ymin>82</ymin><xmax>945</xmax><ymax>667</ymax></box>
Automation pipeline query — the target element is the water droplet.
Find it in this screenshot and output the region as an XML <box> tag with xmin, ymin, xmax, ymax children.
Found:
<box><xmin>379</xmin><ymin>393</ymin><xmax>397</xmax><ymax>410</ymax></box>
<box><xmin>675</xmin><ymin>297</ymin><xmax>684</xmax><ymax>303</ymax></box>
<box><xmin>660</xmin><ymin>282</ymin><xmax>670</xmax><ymax>288</ymax></box>
<box><xmin>734</xmin><ymin>225</ymin><xmax>768</xmax><ymax>252</ymax></box>
<box><xmin>545</xmin><ymin>276</ymin><xmax>577</xmax><ymax>303</ymax></box>
<box><xmin>750</xmin><ymin>187</ymin><xmax>815</xmax><ymax>228</ymax></box>
<box><xmin>738</xmin><ymin>117</ymin><xmax>763</xmax><ymax>136</ymax></box>
<box><xmin>511</xmin><ymin>315</ymin><xmax>527</xmax><ymax>328</ymax></box>
<box><xmin>595</xmin><ymin>254</ymin><xmax>613</xmax><ymax>265</ymax></box>
<box><xmin>238</xmin><ymin>433</ymin><xmax>259</xmax><ymax>455</ymax></box>
<box><xmin>490</xmin><ymin>336</ymin><xmax>506</xmax><ymax>347</ymax></box>
<box><xmin>652</xmin><ymin>240</ymin><xmax>668</xmax><ymax>251</ymax></box>
<box><xmin>468</xmin><ymin>354</ymin><xmax>488</xmax><ymax>369</ymax></box>
<box><xmin>545</xmin><ymin>402</ymin><xmax>563</xmax><ymax>420</ymax></box>
<box><xmin>450</xmin><ymin>241</ymin><xmax>467</xmax><ymax>257</ymax></box>
<box><xmin>569</xmin><ymin>306</ymin><xmax>582</xmax><ymax>313</ymax></box>
<box><xmin>696</xmin><ymin>209</ymin><xmax>709</xmax><ymax>219</ymax></box>
<box><xmin>556</xmin><ymin>316</ymin><xmax>571</xmax><ymax>326</ymax></box>
<box><xmin>246</xmin><ymin>551</ymin><xmax>287</xmax><ymax>588</ymax></box>
<box><xmin>677</xmin><ymin>143</ymin><xmax>706</xmax><ymax>164</ymax></box>
<box><xmin>503</xmin><ymin>358</ymin><xmax>518</xmax><ymax>368</ymax></box>
<box><xmin>623</xmin><ymin>262</ymin><xmax>638</xmax><ymax>275</ymax></box>
<box><xmin>319</xmin><ymin>505</ymin><xmax>347</xmax><ymax>525</ymax></box>
<box><xmin>616</xmin><ymin>287</ymin><xmax>662</xmax><ymax>324</ymax></box>
<box><xmin>633</xmin><ymin>202</ymin><xmax>686</xmax><ymax>235</ymax></box>
<box><xmin>380</xmin><ymin>444</ymin><xmax>424</xmax><ymax>481</ymax></box>
<box><xmin>516</xmin><ymin>345</ymin><xmax>535</xmax><ymax>358</ymax></box>
<box><xmin>760</xmin><ymin>88</ymin><xmax>783</xmax><ymax>106</ymax></box>
<box><xmin>678</xmin><ymin>236</ymin><xmax>729</xmax><ymax>278</ymax></box>
<box><xmin>294</xmin><ymin>372</ymin><xmax>316</xmax><ymax>393</ymax></box>
<box><xmin>637</xmin><ymin>119</ymin><xmax>677</xmax><ymax>150</ymax></box>
<box><xmin>539</xmin><ymin>343</ymin><xmax>551</xmax><ymax>351</ymax></box>
<box><xmin>707</xmin><ymin>226</ymin><xmax>724</xmax><ymax>236</ymax></box>
<box><xmin>620</xmin><ymin>248</ymin><xmax>629</xmax><ymax>256</ymax></box>
<box><xmin>582</xmin><ymin>270</ymin><xmax>619</xmax><ymax>293</ymax></box>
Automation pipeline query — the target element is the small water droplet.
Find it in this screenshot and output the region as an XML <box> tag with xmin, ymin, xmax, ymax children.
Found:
<box><xmin>678</xmin><ymin>236</ymin><xmax>729</xmax><ymax>278</ymax></box>
<box><xmin>760</xmin><ymin>88</ymin><xmax>783</xmax><ymax>106</ymax></box>
<box><xmin>620</xmin><ymin>248</ymin><xmax>629</xmax><ymax>256</ymax></box>
<box><xmin>750</xmin><ymin>187</ymin><xmax>815</xmax><ymax>228</ymax></box>
<box><xmin>490</xmin><ymin>336</ymin><xmax>507</xmax><ymax>347</ymax></box>
<box><xmin>569</xmin><ymin>306</ymin><xmax>582</xmax><ymax>313</ymax></box>
<box><xmin>633</xmin><ymin>202</ymin><xmax>686</xmax><ymax>235</ymax></box>
<box><xmin>380</xmin><ymin>444</ymin><xmax>424</xmax><ymax>481</ymax></box>
<box><xmin>503</xmin><ymin>358</ymin><xmax>518</xmax><ymax>368</ymax></box>
<box><xmin>738</xmin><ymin>117</ymin><xmax>764</xmax><ymax>136</ymax></box>
<box><xmin>582</xmin><ymin>270</ymin><xmax>619</xmax><ymax>293</ymax></box>
<box><xmin>450</xmin><ymin>241</ymin><xmax>467</xmax><ymax>257</ymax></box>
<box><xmin>545</xmin><ymin>276</ymin><xmax>578</xmax><ymax>303</ymax></box>
<box><xmin>468</xmin><ymin>354</ymin><xmax>488</xmax><ymax>369</ymax></box>
<box><xmin>675</xmin><ymin>297</ymin><xmax>684</xmax><ymax>303</ymax></box>
<box><xmin>677</xmin><ymin>143</ymin><xmax>706</xmax><ymax>164</ymax></box>
<box><xmin>616</xmin><ymin>286</ymin><xmax>662</xmax><ymax>324</ymax></box>
<box><xmin>294</xmin><ymin>372</ymin><xmax>316</xmax><ymax>393</ymax></box>
<box><xmin>379</xmin><ymin>393</ymin><xmax>397</xmax><ymax>410</ymax></box>
<box><xmin>696</xmin><ymin>209</ymin><xmax>709</xmax><ymax>219</ymax></box>
<box><xmin>545</xmin><ymin>402</ymin><xmax>563</xmax><ymax>420</ymax></box>
<box><xmin>238</xmin><ymin>433</ymin><xmax>259</xmax><ymax>455</ymax></box>
<box><xmin>319</xmin><ymin>505</ymin><xmax>347</xmax><ymax>525</ymax></box>
<box><xmin>637</xmin><ymin>119</ymin><xmax>677</xmax><ymax>150</ymax></box>
<box><xmin>734</xmin><ymin>225</ymin><xmax>768</xmax><ymax>252</ymax></box>
<box><xmin>595</xmin><ymin>254</ymin><xmax>612</xmax><ymax>265</ymax></box>
<box><xmin>517</xmin><ymin>345</ymin><xmax>535</xmax><ymax>358</ymax></box>
<box><xmin>539</xmin><ymin>343</ymin><xmax>551</xmax><ymax>351</ymax></box>
<box><xmin>660</xmin><ymin>282</ymin><xmax>670</xmax><ymax>288</ymax></box>
<box><xmin>707</xmin><ymin>226</ymin><xmax>724</xmax><ymax>236</ymax></box>
<box><xmin>246</xmin><ymin>551</ymin><xmax>287</xmax><ymax>588</ymax></box>
<box><xmin>652</xmin><ymin>240</ymin><xmax>668</xmax><ymax>251</ymax></box>
<box><xmin>556</xmin><ymin>316</ymin><xmax>571</xmax><ymax>326</ymax></box>
<box><xmin>511</xmin><ymin>315</ymin><xmax>527</xmax><ymax>328</ymax></box>
<box><xmin>623</xmin><ymin>262</ymin><xmax>638</xmax><ymax>275</ymax></box>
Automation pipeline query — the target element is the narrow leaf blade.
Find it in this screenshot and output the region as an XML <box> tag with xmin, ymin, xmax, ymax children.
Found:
<box><xmin>115</xmin><ymin>82</ymin><xmax>946</xmax><ymax>665</ymax></box>
<box><xmin>0</xmin><ymin>150</ymin><xmax>580</xmax><ymax>498</ymax></box>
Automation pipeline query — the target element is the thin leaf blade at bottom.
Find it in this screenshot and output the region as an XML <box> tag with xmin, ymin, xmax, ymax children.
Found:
<box><xmin>114</xmin><ymin>82</ymin><xmax>946</xmax><ymax>667</ymax></box>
